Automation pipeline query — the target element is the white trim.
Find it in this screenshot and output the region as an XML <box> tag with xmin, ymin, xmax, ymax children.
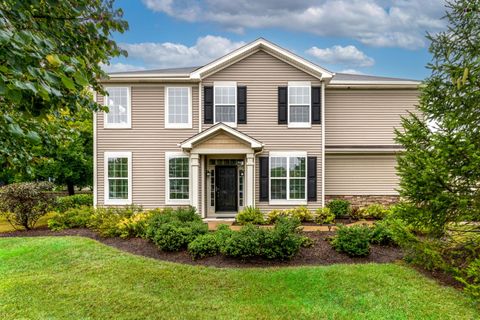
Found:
<box><xmin>103</xmin><ymin>86</ymin><xmax>132</xmax><ymax>129</ymax></box>
<box><xmin>198</xmin><ymin>82</ymin><xmax>202</xmax><ymax>133</ymax></box>
<box><xmin>164</xmin><ymin>86</ymin><xmax>192</xmax><ymax>129</ymax></box>
<box><xmin>165</xmin><ymin>151</ymin><xmax>191</xmax><ymax>205</ymax></box>
<box><xmin>321</xmin><ymin>81</ymin><xmax>325</xmax><ymax>207</ymax></box>
<box><xmin>288</xmin><ymin>82</ymin><xmax>311</xmax><ymax>128</ymax></box>
<box><xmin>213</xmin><ymin>82</ymin><xmax>237</xmax><ymax>127</ymax></box>
<box><xmin>93</xmin><ymin>91</ymin><xmax>97</xmax><ymax>208</ymax></box>
<box><xmin>180</xmin><ymin>123</ymin><xmax>263</xmax><ymax>150</ymax></box>
<box><xmin>104</xmin><ymin>151</ymin><xmax>132</xmax><ymax>205</ymax></box>
<box><xmin>268</xmin><ymin>151</ymin><xmax>308</xmax><ymax>205</ymax></box>
<box><xmin>190</xmin><ymin>38</ymin><xmax>334</xmax><ymax>80</ymax></box>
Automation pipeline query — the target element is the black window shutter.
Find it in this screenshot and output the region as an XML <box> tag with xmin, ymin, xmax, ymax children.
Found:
<box><xmin>237</xmin><ymin>86</ymin><xmax>247</xmax><ymax>124</ymax></box>
<box><xmin>259</xmin><ymin>157</ymin><xmax>269</xmax><ymax>201</ymax></box>
<box><xmin>204</xmin><ymin>86</ymin><xmax>213</xmax><ymax>124</ymax></box>
<box><xmin>307</xmin><ymin>157</ymin><xmax>317</xmax><ymax>202</ymax></box>
<box><xmin>311</xmin><ymin>87</ymin><xmax>321</xmax><ymax>124</ymax></box>
<box><xmin>278</xmin><ymin>86</ymin><xmax>288</xmax><ymax>124</ymax></box>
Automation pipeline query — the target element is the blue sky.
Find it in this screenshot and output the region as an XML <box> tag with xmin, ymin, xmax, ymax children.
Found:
<box><xmin>107</xmin><ymin>0</ymin><xmax>448</xmax><ymax>80</ymax></box>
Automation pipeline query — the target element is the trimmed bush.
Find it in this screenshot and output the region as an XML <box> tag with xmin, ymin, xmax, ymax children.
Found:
<box><xmin>48</xmin><ymin>206</ymin><xmax>94</xmax><ymax>231</ymax></box>
<box><xmin>0</xmin><ymin>182</ymin><xmax>55</xmax><ymax>230</ymax></box>
<box><xmin>188</xmin><ymin>233</ymin><xmax>220</xmax><ymax>260</ymax></box>
<box><xmin>221</xmin><ymin>224</ymin><xmax>264</xmax><ymax>259</ymax></box>
<box><xmin>266</xmin><ymin>209</ymin><xmax>289</xmax><ymax>224</ymax></box>
<box><xmin>88</xmin><ymin>205</ymin><xmax>143</xmax><ymax>237</ymax></box>
<box><xmin>236</xmin><ymin>206</ymin><xmax>264</xmax><ymax>225</ymax></box>
<box><xmin>360</xmin><ymin>204</ymin><xmax>390</xmax><ymax>219</ymax></box>
<box><xmin>370</xmin><ymin>219</ymin><xmax>396</xmax><ymax>245</ymax></box>
<box><xmin>349</xmin><ymin>206</ymin><xmax>366</xmax><ymax>220</ymax></box>
<box><xmin>116</xmin><ymin>211</ymin><xmax>152</xmax><ymax>239</ymax></box>
<box><xmin>327</xmin><ymin>199</ymin><xmax>350</xmax><ymax>217</ymax></box>
<box><xmin>331</xmin><ymin>224</ymin><xmax>372</xmax><ymax>257</ymax></box>
<box><xmin>151</xmin><ymin>221</ymin><xmax>208</xmax><ymax>251</ymax></box>
<box><xmin>262</xmin><ymin>217</ymin><xmax>304</xmax><ymax>260</ymax></box>
<box><xmin>314</xmin><ymin>207</ymin><xmax>335</xmax><ymax>224</ymax></box>
<box><xmin>287</xmin><ymin>206</ymin><xmax>313</xmax><ymax>222</ymax></box>
<box><xmin>55</xmin><ymin>194</ymin><xmax>93</xmax><ymax>213</ymax></box>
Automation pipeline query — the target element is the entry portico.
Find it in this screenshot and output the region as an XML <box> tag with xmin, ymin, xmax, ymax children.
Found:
<box><xmin>180</xmin><ymin>123</ymin><xmax>263</xmax><ymax>218</ymax></box>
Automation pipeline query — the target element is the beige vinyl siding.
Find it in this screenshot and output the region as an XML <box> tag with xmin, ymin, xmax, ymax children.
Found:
<box><xmin>325</xmin><ymin>154</ymin><xmax>399</xmax><ymax>195</ymax></box>
<box><xmin>203</xmin><ymin>50</ymin><xmax>323</xmax><ymax>211</ymax></box>
<box><xmin>193</xmin><ymin>132</ymin><xmax>249</xmax><ymax>150</ymax></box>
<box><xmin>96</xmin><ymin>84</ymin><xmax>199</xmax><ymax>208</ymax></box>
<box><xmin>325</xmin><ymin>89</ymin><xmax>418</xmax><ymax>146</ymax></box>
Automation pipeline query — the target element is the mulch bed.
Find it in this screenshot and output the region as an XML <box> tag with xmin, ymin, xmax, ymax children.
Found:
<box><xmin>0</xmin><ymin>227</ymin><xmax>463</xmax><ymax>289</ymax></box>
<box><xmin>1</xmin><ymin>227</ymin><xmax>402</xmax><ymax>268</ymax></box>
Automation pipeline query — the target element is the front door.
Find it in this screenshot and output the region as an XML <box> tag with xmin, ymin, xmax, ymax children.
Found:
<box><xmin>215</xmin><ymin>166</ymin><xmax>237</xmax><ymax>212</ymax></box>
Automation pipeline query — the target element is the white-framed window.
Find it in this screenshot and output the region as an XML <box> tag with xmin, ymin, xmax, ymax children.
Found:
<box><xmin>104</xmin><ymin>87</ymin><xmax>131</xmax><ymax>128</ymax></box>
<box><xmin>214</xmin><ymin>81</ymin><xmax>236</xmax><ymax>126</ymax></box>
<box><xmin>269</xmin><ymin>151</ymin><xmax>307</xmax><ymax>205</ymax></box>
<box><xmin>165</xmin><ymin>152</ymin><xmax>190</xmax><ymax>205</ymax></box>
<box><xmin>165</xmin><ymin>86</ymin><xmax>192</xmax><ymax>128</ymax></box>
<box><xmin>104</xmin><ymin>151</ymin><xmax>132</xmax><ymax>205</ymax></box>
<box><xmin>288</xmin><ymin>82</ymin><xmax>311</xmax><ymax>128</ymax></box>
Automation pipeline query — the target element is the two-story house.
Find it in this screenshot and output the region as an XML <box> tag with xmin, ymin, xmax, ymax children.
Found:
<box><xmin>93</xmin><ymin>38</ymin><xmax>419</xmax><ymax>218</ymax></box>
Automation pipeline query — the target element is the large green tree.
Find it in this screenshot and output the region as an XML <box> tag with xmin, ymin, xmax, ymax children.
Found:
<box><xmin>396</xmin><ymin>0</ymin><xmax>480</xmax><ymax>236</ymax></box>
<box><xmin>0</xmin><ymin>0</ymin><xmax>127</xmax><ymax>173</ymax></box>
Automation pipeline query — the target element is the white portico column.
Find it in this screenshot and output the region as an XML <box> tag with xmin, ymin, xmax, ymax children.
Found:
<box><xmin>190</xmin><ymin>153</ymin><xmax>200</xmax><ymax>211</ymax></box>
<box><xmin>245</xmin><ymin>153</ymin><xmax>255</xmax><ymax>207</ymax></box>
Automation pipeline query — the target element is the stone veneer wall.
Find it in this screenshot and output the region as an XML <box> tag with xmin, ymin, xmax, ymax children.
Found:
<box><xmin>325</xmin><ymin>195</ymin><xmax>400</xmax><ymax>207</ymax></box>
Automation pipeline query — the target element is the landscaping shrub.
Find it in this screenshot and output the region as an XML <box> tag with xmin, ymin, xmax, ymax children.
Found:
<box><xmin>188</xmin><ymin>233</ymin><xmax>220</xmax><ymax>260</ymax></box>
<box><xmin>287</xmin><ymin>206</ymin><xmax>313</xmax><ymax>222</ymax></box>
<box><xmin>331</xmin><ymin>224</ymin><xmax>372</xmax><ymax>257</ymax></box>
<box><xmin>116</xmin><ymin>211</ymin><xmax>152</xmax><ymax>239</ymax></box>
<box><xmin>47</xmin><ymin>206</ymin><xmax>94</xmax><ymax>231</ymax></box>
<box><xmin>266</xmin><ymin>209</ymin><xmax>289</xmax><ymax>224</ymax></box>
<box><xmin>360</xmin><ymin>204</ymin><xmax>391</xmax><ymax>219</ymax></box>
<box><xmin>266</xmin><ymin>207</ymin><xmax>313</xmax><ymax>224</ymax></box>
<box><xmin>174</xmin><ymin>206</ymin><xmax>202</xmax><ymax>223</ymax></box>
<box><xmin>151</xmin><ymin>220</ymin><xmax>208</xmax><ymax>251</ymax></box>
<box><xmin>370</xmin><ymin>219</ymin><xmax>396</xmax><ymax>245</ymax></box>
<box><xmin>221</xmin><ymin>224</ymin><xmax>265</xmax><ymax>259</ymax></box>
<box><xmin>327</xmin><ymin>199</ymin><xmax>350</xmax><ymax>217</ymax></box>
<box><xmin>88</xmin><ymin>205</ymin><xmax>143</xmax><ymax>237</ymax></box>
<box><xmin>262</xmin><ymin>217</ymin><xmax>304</xmax><ymax>260</ymax></box>
<box><xmin>236</xmin><ymin>206</ymin><xmax>264</xmax><ymax>225</ymax></box>
<box><xmin>0</xmin><ymin>182</ymin><xmax>55</xmax><ymax>230</ymax></box>
<box><xmin>458</xmin><ymin>258</ymin><xmax>480</xmax><ymax>299</ymax></box>
<box><xmin>314</xmin><ymin>207</ymin><xmax>335</xmax><ymax>224</ymax></box>
<box><xmin>349</xmin><ymin>206</ymin><xmax>366</xmax><ymax>220</ymax></box>
<box><xmin>54</xmin><ymin>194</ymin><xmax>93</xmax><ymax>213</ymax></box>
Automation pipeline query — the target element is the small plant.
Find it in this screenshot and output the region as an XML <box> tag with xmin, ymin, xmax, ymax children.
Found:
<box><xmin>314</xmin><ymin>207</ymin><xmax>335</xmax><ymax>224</ymax></box>
<box><xmin>331</xmin><ymin>224</ymin><xmax>372</xmax><ymax>257</ymax></box>
<box><xmin>287</xmin><ymin>206</ymin><xmax>313</xmax><ymax>222</ymax></box>
<box><xmin>0</xmin><ymin>182</ymin><xmax>55</xmax><ymax>230</ymax></box>
<box><xmin>360</xmin><ymin>204</ymin><xmax>391</xmax><ymax>219</ymax></box>
<box><xmin>188</xmin><ymin>233</ymin><xmax>220</xmax><ymax>260</ymax></box>
<box><xmin>221</xmin><ymin>224</ymin><xmax>264</xmax><ymax>259</ymax></box>
<box><xmin>88</xmin><ymin>205</ymin><xmax>143</xmax><ymax>237</ymax></box>
<box><xmin>370</xmin><ymin>219</ymin><xmax>395</xmax><ymax>245</ymax></box>
<box><xmin>349</xmin><ymin>206</ymin><xmax>366</xmax><ymax>220</ymax></box>
<box><xmin>116</xmin><ymin>211</ymin><xmax>152</xmax><ymax>239</ymax></box>
<box><xmin>266</xmin><ymin>209</ymin><xmax>289</xmax><ymax>224</ymax></box>
<box><xmin>48</xmin><ymin>206</ymin><xmax>94</xmax><ymax>231</ymax></box>
<box><xmin>236</xmin><ymin>206</ymin><xmax>264</xmax><ymax>225</ymax></box>
<box><xmin>55</xmin><ymin>194</ymin><xmax>93</xmax><ymax>213</ymax></box>
<box><xmin>327</xmin><ymin>199</ymin><xmax>350</xmax><ymax>217</ymax></box>
<box><xmin>150</xmin><ymin>220</ymin><xmax>208</xmax><ymax>251</ymax></box>
<box><xmin>262</xmin><ymin>217</ymin><xmax>304</xmax><ymax>260</ymax></box>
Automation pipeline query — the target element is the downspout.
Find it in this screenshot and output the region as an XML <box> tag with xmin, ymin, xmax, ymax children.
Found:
<box><xmin>321</xmin><ymin>81</ymin><xmax>325</xmax><ymax>207</ymax></box>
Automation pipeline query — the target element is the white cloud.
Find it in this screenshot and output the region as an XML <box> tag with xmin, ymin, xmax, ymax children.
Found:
<box><xmin>142</xmin><ymin>0</ymin><xmax>446</xmax><ymax>49</ymax></box>
<box><xmin>338</xmin><ymin>69</ymin><xmax>365</xmax><ymax>74</ymax></box>
<box><xmin>119</xmin><ymin>35</ymin><xmax>246</xmax><ymax>68</ymax></box>
<box><xmin>101</xmin><ymin>62</ymin><xmax>146</xmax><ymax>73</ymax></box>
<box><xmin>307</xmin><ymin>45</ymin><xmax>374</xmax><ymax>67</ymax></box>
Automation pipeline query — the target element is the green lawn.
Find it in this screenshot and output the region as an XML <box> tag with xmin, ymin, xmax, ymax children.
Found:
<box><xmin>0</xmin><ymin>212</ymin><xmax>54</xmax><ymax>233</ymax></box>
<box><xmin>0</xmin><ymin>237</ymin><xmax>478</xmax><ymax>320</ymax></box>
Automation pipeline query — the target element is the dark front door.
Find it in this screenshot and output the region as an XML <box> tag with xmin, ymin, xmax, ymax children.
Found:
<box><xmin>215</xmin><ymin>166</ymin><xmax>237</xmax><ymax>212</ymax></box>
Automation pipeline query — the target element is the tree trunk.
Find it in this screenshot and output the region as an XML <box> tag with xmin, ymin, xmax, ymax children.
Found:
<box><xmin>67</xmin><ymin>182</ymin><xmax>75</xmax><ymax>195</ymax></box>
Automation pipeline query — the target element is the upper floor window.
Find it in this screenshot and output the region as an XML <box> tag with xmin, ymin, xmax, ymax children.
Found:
<box><xmin>269</xmin><ymin>152</ymin><xmax>307</xmax><ymax>204</ymax></box>
<box><xmin>165</xmin><ymin>87</ymin><xmax>192</xmax><ymax>128</ymax></box>
<box><xmin>104</xmin><ymin>87</ymin><xmax>131</xmax><ymax>128</ymax></box>
<box><xmin>104</xmin><ymin>151</ymin><xmax>132</xmax><ymax>205</ymax></box>
<box><xmin>288</xmin><ymin>82</ymin><xmax>310</xmax><ymax>128</ymax></box>
<box><xmin>214</xmin><ymin>82</ymin><xmax>236</xmax><ymax>126</ymax></box>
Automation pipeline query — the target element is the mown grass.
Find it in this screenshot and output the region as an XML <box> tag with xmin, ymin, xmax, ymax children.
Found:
<box><xmin>0</xmin><ymin>236</ymin><xmax>478</xmax><ymax>320</ymax></box>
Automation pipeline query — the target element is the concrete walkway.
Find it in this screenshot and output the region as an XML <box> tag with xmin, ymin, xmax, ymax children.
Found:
<box><xmin>206</xmin><ymin>219</ymin><xmax>375</xmax><ymax>232</ymax></box>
